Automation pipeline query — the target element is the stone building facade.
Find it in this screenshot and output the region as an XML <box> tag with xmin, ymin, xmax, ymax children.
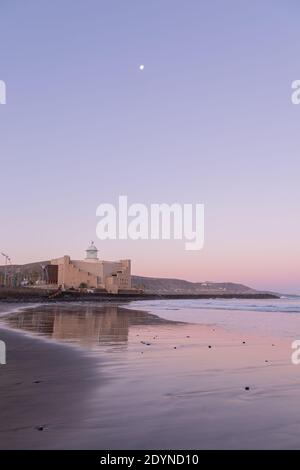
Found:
<box><xmin>50</xmin><ymin>242</ymin><xmax>132</xmax><ymax>293</ymax></box>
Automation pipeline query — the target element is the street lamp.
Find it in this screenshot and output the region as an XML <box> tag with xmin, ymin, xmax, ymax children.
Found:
<box><xmin>1</xmin><ymin>252</ymin><xmax>10</xmax><ymax>287</ymax></box>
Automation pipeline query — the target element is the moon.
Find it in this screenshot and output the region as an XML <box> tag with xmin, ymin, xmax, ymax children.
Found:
<box><xmin>139</xmin><ymin>64</ymin><xmax>145</xmax><ymax>71</ymax></box>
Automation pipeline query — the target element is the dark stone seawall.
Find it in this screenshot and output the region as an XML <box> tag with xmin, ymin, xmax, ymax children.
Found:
<box><xmin>0</xmin><ymin>288</ymin><xmax>280</xmax><ymax>303</ymax></box>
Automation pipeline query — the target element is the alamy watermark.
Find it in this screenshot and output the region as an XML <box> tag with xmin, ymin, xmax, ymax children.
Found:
<box><xmin>291</xmin><ymin>340</ymin><xmax>300</xmax><ymax>365</ymax></box>
<box><xmin>96</xmin><ymin>196</ymin><xmax>204</xmax><ymax>251</ymax></box>
<box><xmin>291</xmin><ymin>80</ymin><xmax>300</xmax><ymax>104</ymax></box>
<box><xmin>0</xmin><ymin>80</ymin><xmax>6</xmax><ymax>104</ymax></box>
<box><xmin>0</xmin><ymin>340</ymin><xmax>6</xmax><ymax>365</ymax></box>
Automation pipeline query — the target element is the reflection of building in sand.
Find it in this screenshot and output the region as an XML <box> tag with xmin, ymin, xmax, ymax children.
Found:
<box><xmin>4</xmin><ymin>305</ymin><xmax>174</xmax><ymax>349</ymax></box>
<box><xmin>6</xmin><ymin>306</ymin><xmax>130</xmax><ymax>346</ymax></box>
<box><xmin>52</xmin><ymin>306</ymin><xmax>129</xmax><ymax>344</ymax></box>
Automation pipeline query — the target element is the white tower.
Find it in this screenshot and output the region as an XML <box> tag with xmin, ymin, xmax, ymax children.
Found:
<box><xmin>85</xmin><ymin>241</ymin><xmax>99</xmax><ymax>262</ymax></box>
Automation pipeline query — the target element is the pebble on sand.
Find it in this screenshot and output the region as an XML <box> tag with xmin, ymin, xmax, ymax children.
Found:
<box><xmin>35</xmin><ymin>426</ymin><xmax>44</xmax><ymax>431</ymax></box>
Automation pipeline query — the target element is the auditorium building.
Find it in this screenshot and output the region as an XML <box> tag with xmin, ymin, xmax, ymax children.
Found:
<box><xmin>47</xmin><ymin>242</ymin><xmax>132</xmax><ymax>294</ymax></box>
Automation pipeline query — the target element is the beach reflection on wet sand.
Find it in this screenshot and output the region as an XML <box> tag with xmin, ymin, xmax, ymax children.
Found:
<box><xmin>1</xmin><ymin>303</ymin><xmax>300</xmax><ymax>450</ymax></box>
<box><xmin>3</xmin><ymin>303</ymin><xmax>178</xmax><ymax>349</ymax></box>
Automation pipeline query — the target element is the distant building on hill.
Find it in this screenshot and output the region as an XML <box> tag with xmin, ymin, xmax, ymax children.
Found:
<box><xmin>47</xmin><ymin>242</ymin><xmax>133</xmax><ymax>294</ymax></box>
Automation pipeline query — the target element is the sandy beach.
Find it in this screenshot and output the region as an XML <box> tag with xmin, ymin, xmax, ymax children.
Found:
<box><xmin>1</xmin><ymin>300</ymin><xmax>300</xmax><ymax>449</ymax></box>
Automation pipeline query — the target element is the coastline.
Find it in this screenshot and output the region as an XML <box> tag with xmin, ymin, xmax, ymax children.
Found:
<box><xmin>0</xmin><ymin>287</ymin><xmax>280</xmax><ymax>304</ymax></box>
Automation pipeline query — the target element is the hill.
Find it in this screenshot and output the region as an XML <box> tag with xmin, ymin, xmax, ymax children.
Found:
<box><xmin>132</xmin><ymin>275</ymin><xmax>268</xmax><ymax>295</ymax></box>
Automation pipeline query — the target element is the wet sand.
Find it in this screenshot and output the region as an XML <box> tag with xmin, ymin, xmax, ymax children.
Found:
<box><xmin>1</xmin><ymin>303</ymin><xmax>300</xmax><ymax>449</ymax></box>
<box><xmin>0</xmin><ymin>327</ymin><xmax>103</xmax><ymax>449</ymax></box>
